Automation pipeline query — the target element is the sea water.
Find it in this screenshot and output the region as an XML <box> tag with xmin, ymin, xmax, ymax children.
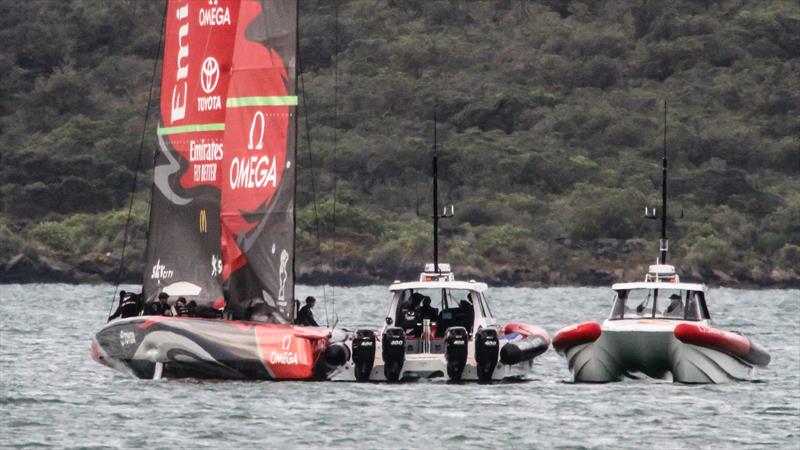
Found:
<box><xmin>1</xmin><ymin>284</ymin><xmax>798</xmax><ymax>448</ymax></box>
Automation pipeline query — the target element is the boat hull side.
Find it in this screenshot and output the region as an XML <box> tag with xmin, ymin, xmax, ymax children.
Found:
<box><xmin>93</xmin><ymin>317</ymin><xmax>335</xmax><ymax>380</ymax></box>
<box><xmin>561</xmin><ymin>327</ymin><xmax>757</xmax><ymax>384</ymax></box>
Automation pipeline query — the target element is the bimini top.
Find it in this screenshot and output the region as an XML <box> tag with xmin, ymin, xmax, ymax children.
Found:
<box><xmin>612</xmin><ymin>264</ymin><xmax>706</xmax><ymax>292</ymax></box>
<box><xmin>612</xmin><ymin>281</ymin><xmax>706</xmax><ymax>292</ymax></box>
<box><xmin>390</xmin><ymin>263</ymin><xmax>489</xmax><ymax>292</ymax></box>
<box><xmin>389</xmin><ymin>280</ymin><xmax>489</xmax><ymax>292</ymax></box>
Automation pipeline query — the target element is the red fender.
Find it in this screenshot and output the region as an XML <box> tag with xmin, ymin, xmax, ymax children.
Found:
<box><xmin>503</xmin><ymin>322</ymin><xmax>551</xmax><ymax>345</ymax></box>
<box><xmin>674</xmin><ymin>323</ymin><xmax>749</xmax><ymax>358</ymax></box>
<box><xmin>552</xmin><ymin>322</ymin><xmax>602</xmax><ymax>355</ymax></box>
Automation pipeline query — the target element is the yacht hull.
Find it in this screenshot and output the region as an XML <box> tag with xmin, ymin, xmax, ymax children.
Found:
<box><xmin>92</xmin><ymin>317</ymin><xmax>344</xmax><ymax>380</ymax></box>
<box><xmin>557</xmin><ymin>322</ymin><xmax>764</xmax><ymax>384</ymax></box>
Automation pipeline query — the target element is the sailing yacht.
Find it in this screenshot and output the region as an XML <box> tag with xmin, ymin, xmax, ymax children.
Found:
<box><xmin>92</xmin><ymin>0</ymin><xmax>349</xmax><ymax>380</ymax></box>
<box><xmin>551</xmin><ymin>104</ymin><xmax>770</xmax><ymax>383</ymax></box>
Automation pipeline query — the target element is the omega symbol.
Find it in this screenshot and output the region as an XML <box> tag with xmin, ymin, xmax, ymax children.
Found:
<box><xmin>248</xmin><ymin>111</ymin><xmax>265</xmax><ymax>150</ymax></box>
<box><xmin>282</xmin><ymin>335</ymin><xmax>292</xmax><ymax>351</ymax></box>
<box><xmin>200</xmin><ymin>57</ymin><xmax>219</xmax><ymax>94</ymax></box>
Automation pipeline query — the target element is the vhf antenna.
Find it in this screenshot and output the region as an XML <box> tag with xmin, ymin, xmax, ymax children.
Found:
<box><xmin>645</xmin><ymin>100</ymin><xmax>669</xmax><ymax>264</ymax></box>
<box><xmin>429</xmin><ymin>107</ymin><xmax>453</xmax><ymax>273</ymax></box>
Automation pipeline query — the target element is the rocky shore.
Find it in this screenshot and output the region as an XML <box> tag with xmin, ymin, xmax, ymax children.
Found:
<box><xmin>3</xmin><ymin>237</ymin><xmax>798</xmax><ymax>289</ymax></box>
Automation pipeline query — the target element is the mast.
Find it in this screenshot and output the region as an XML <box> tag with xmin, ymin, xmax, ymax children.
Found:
<box><xmin>428</xmin><ymin>107</ymin><xmax>453</xmax><ymax>273</ymax></box>
<box><xmin>660</xmin><ymin>100</ymin><xmax>668</xmax><ymax>264</ymax></box>
<box><xmin>432</xmin><ymin>110</ymin><xmax>439</xmax><ymax>273</ymax></box>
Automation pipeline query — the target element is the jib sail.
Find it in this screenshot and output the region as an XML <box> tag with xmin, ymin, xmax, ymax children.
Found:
<box><xmin>144</xmin><ymin>0</ymin><xmax>241</xmax><ymax>306</ymax></box>
<box><xmin>220</xmin><ymin>0</ymin><xmax>297</xmax><ymax>322</ymax></box>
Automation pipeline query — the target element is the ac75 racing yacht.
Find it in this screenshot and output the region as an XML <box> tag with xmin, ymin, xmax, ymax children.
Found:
<box><xmin>552</xmin><ymin>103</ymin><xmax>770</xmax><ymax>383</ymax></box>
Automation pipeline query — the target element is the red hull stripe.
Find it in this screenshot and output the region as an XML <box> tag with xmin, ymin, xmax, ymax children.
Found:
<box><xmin>503</xmin><ymin>322</ymin><xmax>551</xmax><ymax>345</ymax></box>
<box><xmin>553</xmin><ymin>322</ymin><xmax>602</xmax><ymax>354</ymax></box>
<box><xmin>674</xmin><ymin>323</ymin><xmax>750</xmax><ymax>359</ymax></box>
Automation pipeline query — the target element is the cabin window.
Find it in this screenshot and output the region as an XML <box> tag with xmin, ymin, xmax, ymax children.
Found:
<box><xmin>610</xmin><ymin>288</ymin><xmax>705</xmax><ymax>321</ymax></box>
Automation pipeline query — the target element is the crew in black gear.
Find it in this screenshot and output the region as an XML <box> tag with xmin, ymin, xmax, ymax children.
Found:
<box><xmin>419</xmin><ymin>296</ymin><xmax>438</xmax><ymax>322</ymax></box>
<box><xmin>174</xmin><ymin>297</ymin><xmax>189</xmax><ymax>316</ymax></box>
<box><xmin>147</xmin><ymin>292</ymin><xmax>171</xmax><ymax>316</ymax></box>
<box><xmin>108</xmin><ymin>290</ymin><xmax>141</xmax><ymax>322</ymax></box>
<box><xmin>296</xmin><ymin>296</ymin><xmax>319</xmax><ymax>326</ymax></box>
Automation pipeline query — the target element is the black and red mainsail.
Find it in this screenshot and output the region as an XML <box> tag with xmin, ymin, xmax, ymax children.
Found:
<box><xmin>145</xmin><ymin>0</ymin><xmax>296</xmax><ymax>321</ymax></box>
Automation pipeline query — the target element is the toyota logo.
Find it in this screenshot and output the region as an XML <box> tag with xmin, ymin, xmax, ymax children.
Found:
<box><xmin>200</xmin><ymin>56</ymin><xmax>219</xmax><ymax>94</ymax></box>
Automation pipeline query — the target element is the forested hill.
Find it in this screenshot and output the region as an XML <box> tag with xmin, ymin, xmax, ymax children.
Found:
<box><xmin>1</xmin><ymin>0</ymin><xmax>798</xmax><ymax>287</ymax></box>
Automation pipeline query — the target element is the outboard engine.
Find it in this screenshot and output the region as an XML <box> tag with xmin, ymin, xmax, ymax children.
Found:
<box><xmin>381</xmin><ymin>327</ymin><xmax>405</xmax><ymax>382</ymax></box>
<box><xmin>500</xmin><ymin>335</ymin><xmax>548</xmax><ymax>365</ymax></box>
<box><xmin>444</xmin><ymin>326</ymin><xmax>469</xmax><ymax>381</ymax></box>
<box><xmin>474</xmin><ymin>328</ymin><xmax>499</xmax><ymax>382</ymax></box>
<box><xmin>351</xmin><ymin>329</ymin><xmax>376</xmax><ymax>382</ymax></box>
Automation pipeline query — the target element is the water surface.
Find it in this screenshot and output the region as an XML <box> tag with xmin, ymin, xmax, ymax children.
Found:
<box><xmin>1</xmin><ymin>284</ymin><xmax>798</xmax><ymax>448</ymax></box>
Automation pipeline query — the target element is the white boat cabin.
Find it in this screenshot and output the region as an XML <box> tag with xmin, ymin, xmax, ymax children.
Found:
<box><xmin>383</xmin><ymin>264</ymin><xmax>496</xmax><ymax>347</ymax></box>
<box><xmin>608</xmin><ymin>265</ymin><xmax>710</xmax><ymax>322</ymax></box>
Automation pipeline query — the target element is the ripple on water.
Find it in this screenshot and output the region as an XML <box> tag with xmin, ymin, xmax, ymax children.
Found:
<box><xmin>0</xmin><ymin>284</ymin><xmax>798</xmax><ymax>449</ymax></box>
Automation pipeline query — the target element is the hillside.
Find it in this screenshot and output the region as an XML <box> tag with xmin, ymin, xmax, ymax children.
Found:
<box><xmin>1</xmin><ymin>0</ymin><xmax>798</xmax><ymax>287</ymax></box>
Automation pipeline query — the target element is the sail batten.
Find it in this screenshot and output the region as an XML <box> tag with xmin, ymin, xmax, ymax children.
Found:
<box><xmin>227</xmin><ymin>96</ymin><xmax>298</xmax><ymax>107</ymax></box>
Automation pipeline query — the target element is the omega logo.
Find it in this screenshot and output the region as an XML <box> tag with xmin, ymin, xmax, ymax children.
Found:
<box><xmin>248</xmin><ymin>111</ymin><xmax>265</xmax><ymax>150</ymax></box>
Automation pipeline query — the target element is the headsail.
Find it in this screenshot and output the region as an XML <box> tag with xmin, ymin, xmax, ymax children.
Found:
<box><xmin>145</xmin><ymin>0</ymin><xmax>241</xmax><ymax>306</ymax></box>
<box><xmin>220</xmin><ymin>0</ymin><xmax>297</xmax><ymax>322</ymax></box>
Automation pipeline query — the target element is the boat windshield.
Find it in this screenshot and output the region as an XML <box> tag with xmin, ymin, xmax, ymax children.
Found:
<box><xmin>393</xmin><ymin>288</ymin><xmax>480</xmax><ymax>336</ymax></box>
<box><xmin>609</xmin><ymin>288</ymin><xmax>706</xmax><ymax>321</ymax></box>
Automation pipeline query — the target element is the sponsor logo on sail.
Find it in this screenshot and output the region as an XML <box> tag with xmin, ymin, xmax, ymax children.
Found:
<box><xmin>197</xmin><ymin>56</ymin><xmax>222</xmax><ymax>112</ymax></box>
<box><xmin>228</xmin><ymin>112</ymin><xmax>277</xmax><ymax>189</ymax></box>
<box><xmin>190</xmin><ymin>139</ymin><xmax>223</xmax><ymax>182</ymax></box>
<box><xmin>171</xmin><ymin>3</ymin><xmax>189</xmax><ymax>123</ymax></box>
<box><xmin>278</xmin><ymin>249</ymin><xmax>289</xmax><ymax>304</ymax></box>
<box><xmin>270</xmin><ymin>335</ymin><xmax>299</xmax><ymax>365</ymax></box>
<box><xmin>198</xmin><ymin>3</ymin><xmax>231</xmax><ymax>26</ymax></box>
<box><xmin>200</xmin><ymin>57</ymin><xmax>219</xmax><ymax>94</ymax></box>
<box><xmin>150</xmin><ymin>259</ymin><xmax>174</xmax><ymax>280</ymax></box>
<box><xmin>199</xmin><ymin>209</ymin><xmax>208</xmax><ymax>233</ymax></box>
<box><xmin>248</xmin><ymin>111</ymin><xmax>265</xmax><ymax>150</ymax></box>
<box><xmin>211</xmin><ymin>254</ymin><xmax>223</xmax><ymax>277</ymax></box>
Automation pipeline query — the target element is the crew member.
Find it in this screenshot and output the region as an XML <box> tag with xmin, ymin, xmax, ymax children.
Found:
<box><xmin>296</xmin><ymin>296</ymin><xmax>319</xmax><ymax>326</ymax></box>
<box><xmin>419</xmin><ymin>296</ymin><xmax>438</xmax><ymax>322</ymax></box>
<box><xmin>108</xmin><ymin>290</ymin><xmax>141</xmax><ymax>321</ymax></box>
<box><xmin>147</xmin><ymin>292</ymin><xmax>171</xmax><ymax>316</ymax></box>
<box><xmin>665</xmin><ymin>293</ymin><xmax>684</xmax><ymax>318</ymax></box>
<box><xmin>173</xmin><ymin>297</ymin><xmax>189</xmax><ymax>316</ymax></box>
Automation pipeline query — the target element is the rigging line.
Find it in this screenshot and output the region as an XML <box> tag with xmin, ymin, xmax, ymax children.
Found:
<box><xmin>298</xmin><ymin>56</ymin><xmax>329</xmax><ymax>328</ymax></box>
<box><xmin>330</xmin><ymin>0</ymin><xmax>340</xmax><ymax>323</ymax></box>
<box><xmin>108</xmin><ymin>0</ymin><xmax>167</xmax><ymax>317</ymax></box>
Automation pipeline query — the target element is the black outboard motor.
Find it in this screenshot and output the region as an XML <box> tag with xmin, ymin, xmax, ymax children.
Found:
<box><xmin>500</xmin><ymin>335</ymin><xmax>548</xmax><ymax>365</ymax></box>
<box><xmin>381</xmin><ymin>327</ymin><xmax>405</xmax><ymax>382</ymax></box>
<box><xmin>444</xmin><ymin>326</ymin><xmax>469</xmax><ymax>381</ymax></box>
<box><xmin>474</xmin><ymin>328</ymin><xmax>499</xmax><ymax>382</ymax></box>
<box><xmin>351</xmin><ymin>329</ymin><xmax>376</xmax><ymax>381</ymax></box>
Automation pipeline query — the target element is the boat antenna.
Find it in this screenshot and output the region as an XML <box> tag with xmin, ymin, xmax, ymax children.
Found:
<box><xmin>646</xmin><ymin>101</ymin><xmax>669</xmax><ymax>263</ymax></box>
<box><xmin>660</xmin><ymin>100</ymin><xmax>668</xmax><ymax>264</ymax></box>
<box><xmin>430</xmin><ymin>107</ymin><xmax>453</xmax><ymax>273</ymax></box>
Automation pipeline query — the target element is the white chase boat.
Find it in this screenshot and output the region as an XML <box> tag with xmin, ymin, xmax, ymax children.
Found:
<box><xmin>553</xmin><ymin>264</ymin><xmax>770</xmax><ymax>383</ymax></box>
<box><xmin>338</xmin><ymin>264</ymin><xmax>550</xmax><ymax>382</ymax></box>
<box><xmin>336</xmin><ymin>117</ymin><xmax>548</xmax><ymax>382</ymax></box>
<box><xmin>552</xmin><ymin>104</ymin><xmax>769</xmax><ymax>383</ymax></box>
